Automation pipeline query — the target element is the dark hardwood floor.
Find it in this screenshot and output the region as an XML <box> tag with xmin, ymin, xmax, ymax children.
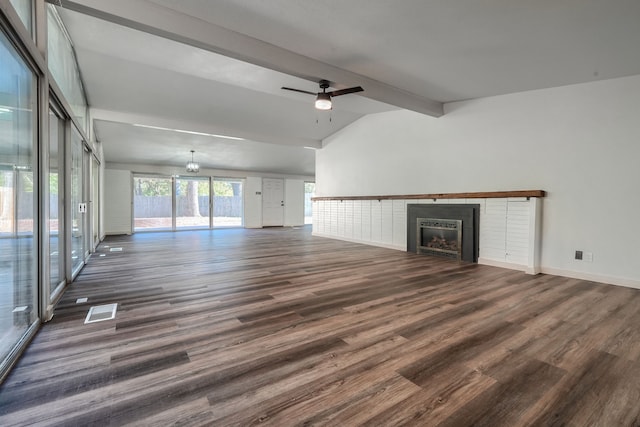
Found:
<box><xmin>1</xmin><ymin>226</ymin><xmax>639</xmax><ymax>426</ymax></box>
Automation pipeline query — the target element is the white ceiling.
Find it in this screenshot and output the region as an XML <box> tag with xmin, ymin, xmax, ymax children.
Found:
<box><xmin>56</xmin><ymin>0</ymin><xmax>640</xmax><ymax>177</ymax></box>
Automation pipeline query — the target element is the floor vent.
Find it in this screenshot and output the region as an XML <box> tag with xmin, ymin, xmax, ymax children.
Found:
<box><xmin>85</xmin><ymin>303</ymin><xmax>118</xmax><ymax>324</ymax></box>
<box><xmin>109</xmin><ymin>247</ymin><xmax>123</xmax><ymax>252</ymax></box>
<box><xmin>76</xmin><ymin>297</ymin><xmax>88</xmax><ymax>304</ymax></box>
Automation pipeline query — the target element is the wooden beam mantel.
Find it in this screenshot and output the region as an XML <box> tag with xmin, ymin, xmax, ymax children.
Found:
<box><xmin>311</xmin><ymin>190</ymin><xmax>545</xmax><ymax>202</ymax></box>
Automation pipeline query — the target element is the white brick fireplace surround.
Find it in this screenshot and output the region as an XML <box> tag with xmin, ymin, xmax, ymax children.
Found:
<box><xmin>312</xmin><ymin>190</ymin><xmax>544</xmax><ymax>274</ymax></box>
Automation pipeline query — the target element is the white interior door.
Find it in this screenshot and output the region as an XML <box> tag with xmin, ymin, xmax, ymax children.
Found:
<box><xmin>262</xmin><ymin>178</ymin><xmax>284</xmax><ymax>226</ymax></box>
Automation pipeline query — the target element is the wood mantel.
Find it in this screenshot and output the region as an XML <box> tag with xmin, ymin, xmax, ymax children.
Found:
<box><xmin>311</xmin><ymin>190</ymin><xmax>545</xmax><ymax>202</ymax></box>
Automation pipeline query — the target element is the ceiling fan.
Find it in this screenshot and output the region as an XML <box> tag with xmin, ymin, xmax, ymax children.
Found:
<box><xmin>282</xmin><ymin>79</ymin><xmax>363</xmax><ymax>110</ymax></box>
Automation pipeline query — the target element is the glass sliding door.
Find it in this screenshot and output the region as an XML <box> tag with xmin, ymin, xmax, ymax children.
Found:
<box><xmin>70</xmin><ymin>128</ymin><xmax>85</xmax><ymax>276</ymax></box>
<box><xmin>133</xmin><ymin>175</ymin><xmax>173</xmax><ymax>231</ymax></box>
<box><xmin>213</xmin><ymin>179</ymin><xmax>243</xmax><ymax>227</ymax></box>
<box><xmin>48</xmin><ymin>106</ymin><xmax>64</xmax><ymax>298</ymax></box>
<box><xmin>0</xmin><ymin>29</ymin><xmax>38</xmax><ymax>367</ymax></box>
<box><xmin>132</xmin><ymin>176</ymin><xmax>244</xmax><ymax>231</ymax></box>
<box><xmin>176</xmin><ymin>176</ymin><xmax>210</xmax><ymax>229</ymax></box>
<box><xmin>83</xmin><ymin>147</ymin><xmax>91</xmax><ymax>260</ymax></box>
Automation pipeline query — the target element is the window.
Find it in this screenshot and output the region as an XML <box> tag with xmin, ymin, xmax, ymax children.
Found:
<box><xmin>0</xmin><ymin>28</ymin><xmax>38</xmax><ymax>365</ymax></box>
<box><xmin>213</xmin><ymin>179</ymin><xmax>243</xmax><ymax>227</ymax></box>
<box><xmin>133</xmin><ymin>176</ymin><xmax>245</xmax><ymax>231</ymax></box>
<box><xmin>304</xmin><ymin>182</ymin><xmax>315</xmax><ymax>225</ymax></box>
<box><xmin>48</xmin><ymin>106</ymin><xmax>65</xmax><ymax>297</ymax></box>
<box><xmin>176</xmin><ymin>176</ymin><xmax>210</xmax><ymax>229</ymax></box>
<box><xmin>70</xmin><ymin>129</ymin><xmax>85</xmax><ymax>275</ymax></box>
<box><xmin>47</xmin><ymin>5</ymin><xmax>88</xmax><ymax>132</ymax></box>
<box><xmin>8</xmin><ymin>0</ymin><xmax>32</xmax><ymax>36</ymax></box>
<box><xmin>133</xmin><ymin>175</ymin><xmax>173</xmax><ymax>231</ymax></box>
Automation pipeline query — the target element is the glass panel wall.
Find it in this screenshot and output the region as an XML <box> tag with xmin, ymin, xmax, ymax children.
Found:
<box><xmin>47</xmin><ymin>5</ymin><xmax>87</xmax><ymax>132</ymax></box>
<box><xmin>213</xmin><ymin>179</ymin><xmax>243</xmax><ymax>227</ymax></box>
<box><xmin>133</xmin><ymin>175</ymin><xmax>173</xmax><ymax>231</ymax></box>
<box><xmin>304</xmin><ymin>182</ymin><xmax>315</xmax><ymax>225</ymax></box>
<box><xmin>1</xmin><ymin>0</ymin><xmax>95</xmax><ymax>380</ymax></box>
<box><xmin>176</xmin><ymin>176</ymin><xmax>210</xmax><ymax>229</ymax></box>
<box><xmin>70</xmin><ymin>128</ymin><xmax>84</xmax><ymax>275</ymax></box>
<box><xmin>48</xmin><ymin>108</ymin><xmax>64</xmax><ymax>296</ymax></box>
<box><xmin>0</xmin><ymin>29</ymin><xmax>38</xmax><ymax>365</ymax></box>
<box><xmin>133</xmin><ymin>176</ymin><xmax>245</xmax><ymax>231</ymax></box>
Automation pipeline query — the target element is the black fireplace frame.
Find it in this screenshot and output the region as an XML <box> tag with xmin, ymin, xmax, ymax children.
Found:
<box><xmin>407</xmin><ymin>204</ymin><xmax>480</xmax><ymax>263</ymax></box>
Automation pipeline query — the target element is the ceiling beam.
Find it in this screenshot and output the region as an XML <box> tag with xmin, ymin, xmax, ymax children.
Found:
<box><xmin>91</xmin><ymin>109</ymin><xmax>323</xmax><ymax>148</ymax></box>
<box><xmin>54</xmin><ymin>0</ymin><xmax>444</xmax><ymax>117</ymax></box>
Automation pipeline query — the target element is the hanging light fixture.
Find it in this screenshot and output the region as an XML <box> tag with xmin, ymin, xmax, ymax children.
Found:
<box><xmin>186</xmin><ymin>150</ymin><xmax>199</xmax><ymax>173</ymax></box>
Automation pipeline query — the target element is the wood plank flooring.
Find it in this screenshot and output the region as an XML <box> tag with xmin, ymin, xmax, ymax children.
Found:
<box><xmin>1</xmin><ymin>226</ymin><xmax>639</xmax><ymax>426</ymax></box>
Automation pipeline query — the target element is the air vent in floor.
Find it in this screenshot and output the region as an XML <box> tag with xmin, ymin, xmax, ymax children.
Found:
<box><xmin>84</xmin><ymin>303</ymin><xmax>118</xmax><ymax>324</ymax></box>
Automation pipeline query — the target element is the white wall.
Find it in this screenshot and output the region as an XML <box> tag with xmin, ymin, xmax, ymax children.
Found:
<box><xmin>104</xmin><ymin>169</ymin><xmax>132</xmax><ymax>235</ymax></box>
<box><xmin>284</xmin><ymin>179</ymin><xmax>304</xmax><ymax>226</ymax></box>
<box><xmin>317</xmin><ymin>75</ymin><xmax>640</xmax><ymax>288</ymax></box>
<box><xmin>244</xmin><ymin>176</ymin><xmax>263</xmax><ymax>228</ymax></box>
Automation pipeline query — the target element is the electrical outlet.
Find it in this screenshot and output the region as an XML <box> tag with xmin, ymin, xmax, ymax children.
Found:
<box><xmin>584</xmin><ymin>252</ymin><xmax>593</xmax><ymax>263</ymax></box>
<box><xmin>575</xmin><ymin>250</ymin><xmax>583</xmax><ymax>260</ymax></box>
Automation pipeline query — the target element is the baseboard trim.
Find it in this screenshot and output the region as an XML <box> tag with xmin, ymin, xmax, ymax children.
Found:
<box><xmin>478</xmin><ymin>257</ymin><xmax>530</xmax><ymax>274</ymax></box>
<box><xmin>312</xmin><ymin>232</ymin><xmax>405</xmax><ymax>252</ymax></box>
<box><xmin>540</xmin><ymin>267</ymin><xmax>640</xmax><ymax>290</ymax></box>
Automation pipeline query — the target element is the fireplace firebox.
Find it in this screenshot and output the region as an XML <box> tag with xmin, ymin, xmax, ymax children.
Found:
<box><xmin>417</xmin><ymin>218</ymin><xmax>462</xmax><ymax>260</ymax></box>
<box><xmin>407</xmin><ymin>204</ymin><xmax>480</xmax><ymax>263</ymax></box>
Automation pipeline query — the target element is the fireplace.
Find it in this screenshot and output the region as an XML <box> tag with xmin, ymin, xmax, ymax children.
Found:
<box><xmin>407</xmin><ymin>204</ymin><xmax>480</xmax><ymax>263</ymax></box>
<box><xmin>417</xmin><ymin>218</ymin><xmax>462</xmax><ymax>260</ymax></box>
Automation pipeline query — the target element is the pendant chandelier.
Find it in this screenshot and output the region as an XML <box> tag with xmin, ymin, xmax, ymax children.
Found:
<box><xmin>186</xmin><ymin>150</ymin><xmax>199</xmax><ymax>173</ymax></box>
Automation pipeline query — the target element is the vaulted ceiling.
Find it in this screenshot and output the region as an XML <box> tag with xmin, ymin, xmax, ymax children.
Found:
<box><xmin>56</xmin><ymin>0</ymin><xmax>640</xmax><ymax>176</ymax></box>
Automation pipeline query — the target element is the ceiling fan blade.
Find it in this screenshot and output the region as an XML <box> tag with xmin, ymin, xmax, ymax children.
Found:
<box><xmin>281</xmin><ymin>87</ymin><xmax>317</xmax><ymax>96</ymax></box>
<box><xmin>327</xmin><ymin>86</ymin><xmax>364</xmax><ymax>97</ymax></box>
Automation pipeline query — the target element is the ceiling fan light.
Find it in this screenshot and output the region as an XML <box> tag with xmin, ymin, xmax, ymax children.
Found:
<box><xmin>315</xmin><ymin>93</ymin><xmax>332</xmax><ymax>110</ymax></box>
